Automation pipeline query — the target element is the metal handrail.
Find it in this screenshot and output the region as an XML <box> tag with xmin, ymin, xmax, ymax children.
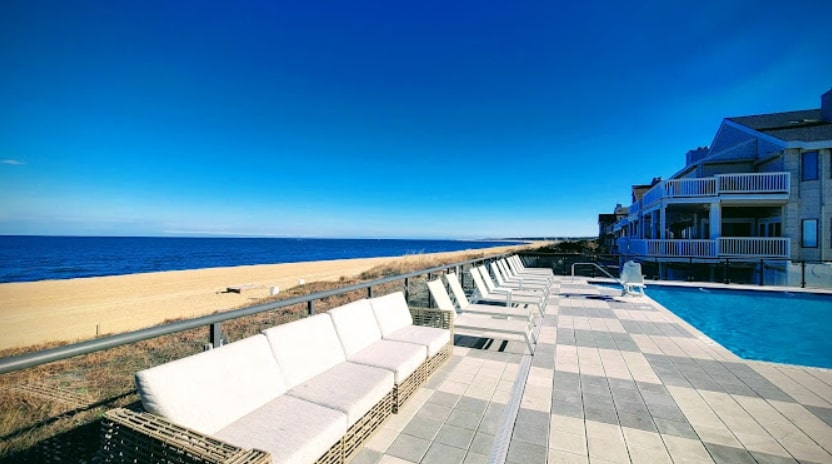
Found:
<box><xmin>0</xmin><ymin>253</ymin><xmax>507</xmax><ymax>375</ymax></box>
<box><xmin>570</xmin><ymin>262</ymin><xmax>623</xmax><ymax>289</ymax></box>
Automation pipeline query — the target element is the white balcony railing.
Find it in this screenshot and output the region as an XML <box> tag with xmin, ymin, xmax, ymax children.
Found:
<box><xmin>717</xmin><ymin>172</ymin><xmax>790</xmax><ymax>194</ymax></box>
<box><xmin>638</xmin><ymin>172</ymin><xmax>789</xmax><ymax>207</ymax></box>
<box><xmin>719</xmin><ymin>237</ymin><xmax>790</xmax><ymax>257</ymax></box>
<box><xmin>617</xmin><ymin>237</ymin><xmax>790</xmax><ymax>259</ymax></box>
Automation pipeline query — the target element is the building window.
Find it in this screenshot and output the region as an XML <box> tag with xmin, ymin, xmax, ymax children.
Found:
<box><xmin>802</xmin><ymin>151</ymin><xmax>818</xmax><ymax>180</ymax></box>
<box><xmin>802</xmin><ymin>219</ymin><xmax>818</xmax><ymax>247</ymax></box>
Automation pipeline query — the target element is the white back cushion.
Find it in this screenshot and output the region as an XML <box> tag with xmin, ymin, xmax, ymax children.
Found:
<box><xmin>426</xmin><ymin>279</ymin><xmax>455</xmax><ymax>311</ymax></box>
<box><xmin>328</xmin><ymin>299</ymin><xmax>382</xmax><ymax>357</ymax></box>
<box><xmin>263</xmin><ymin>314</ymin><xmax>346</xmax><ymax>389</ymax></box>
<box><xmin>445</xmin><ymin>272</ymin><xmax>470</xmax><ymax>309</ymax></box>
<box><xmin>478</xmin><ymin>266</ymin><xmax>497</xmax><ymax>292</ymax></box>
<box><xmin>470</xmin><ymin>267</ymin><xmax>489</xmax><ymax>295</ymax></box>
<box><xmin>369</xmin><ymin>292</ymin><xmax>413</xmax><ymax>336</ymax></box>
<box><xmin>135</xmin><ymin>335</ymin><xmax>287</xmax><ymax>435</ymax></box>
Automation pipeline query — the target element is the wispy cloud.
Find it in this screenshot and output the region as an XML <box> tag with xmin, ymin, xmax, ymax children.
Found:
<box><xmin>1</xmin><ymin>159</ymin><xmax>25</xmax><ymax>166</ymax></box>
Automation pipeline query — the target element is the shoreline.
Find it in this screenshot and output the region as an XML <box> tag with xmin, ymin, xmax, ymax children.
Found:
<box><xmin>0</xmin><ymin>242</ymin><xmax>542</xmax><ymax>351</ymax></box>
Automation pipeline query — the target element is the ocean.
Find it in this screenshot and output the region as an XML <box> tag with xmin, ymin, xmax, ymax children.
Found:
<box><xmin>0</xmin><ymin>236</ymin><xmax>520</xmax><ymax>283</ymax></box>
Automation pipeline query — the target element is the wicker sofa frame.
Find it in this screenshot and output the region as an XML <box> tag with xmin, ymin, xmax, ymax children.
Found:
<box><xmin>100</xmin><ymin>305</ymin><xmax>452</xmax><ymax>464</ymax></box>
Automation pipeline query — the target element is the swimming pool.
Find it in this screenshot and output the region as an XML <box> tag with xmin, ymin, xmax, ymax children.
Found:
<box><xmin>637</xmin><ymin>285</ymin><xmax>832</xmax><ymax>369</ymax></box>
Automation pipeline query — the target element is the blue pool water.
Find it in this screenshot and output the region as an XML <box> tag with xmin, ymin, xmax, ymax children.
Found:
<box><xmin>642</xmin><ymin>285</ymin><xmax>832</xmax><ymax>369</ymax></box>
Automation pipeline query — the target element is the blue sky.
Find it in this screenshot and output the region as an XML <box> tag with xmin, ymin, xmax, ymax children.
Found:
<box><xmin>1</xmin><ymin>1</ymin><xmax>831</xmax><ymax>239</ymax></box>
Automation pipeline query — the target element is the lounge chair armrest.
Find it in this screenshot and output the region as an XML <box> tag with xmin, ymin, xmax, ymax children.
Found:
<box><xmin>409</xmin><ymin>307</ymin><xmax>453</xmax><ymax>332</ymax></box>
<box><xmin>101</xmin><ymin>408</ymin><xmax>271</xmax><ymax>464</ymax></box>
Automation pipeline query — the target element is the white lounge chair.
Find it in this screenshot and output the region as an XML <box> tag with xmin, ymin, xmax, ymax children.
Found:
<box><xmin>427</xmin><ymin>278</ymin><xmax>536</xmax><ymax>352</ymax></box>
<box><xmin>509</xmin><ymin>255</ymin><xmax>554</xmax><ymax>277</ymax></box>
<box><xmin>444</xmin><ymin>272</ymin><xmax>536</xmax><ymax>325</ymax></box>
<box><xmin>620</xmin><ymin>260</ymin><xmax>646</xmax><ymax>296</ymax></box>
<box><xmin>490</xmin><ymin>262</ymin><xmax>550</xmax><ymax>295</ymax></box>
<box><xmin>476</xmin><ymin>265</ymin><xmax>547</xmax><ymax>305</ymax></box>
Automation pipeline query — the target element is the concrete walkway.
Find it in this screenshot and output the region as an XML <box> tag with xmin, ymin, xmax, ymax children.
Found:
<box><xmin>352</xmin><ymin>277</ymin><xmax>832</xmax><ymax>464</ymax></box>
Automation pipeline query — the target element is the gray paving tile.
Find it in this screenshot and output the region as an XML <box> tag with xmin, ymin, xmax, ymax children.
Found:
<box><xmin>349</xmin><ymin>448</ymin><xmax>382</xmax><ymax>464</ymax></box>
<box><xmin>418</xmin><ymin>402</ymin><xmax>454</xmax><ymax>423</ymax></box>
<box><xmin>551</xmin><ymin>399</ymin><xmax>584</xmax><ymax>419</ymax></box>
<box><xmin>387</xmin><ymin>433</ymin><xmax>432</xmax><ymax>462</ymax></box>
<box><xmin>513</xmin><ymin>409</ymin><xmax>549</xmax><ymax>445</ymax></box>
<box><xmin>506</xmin><ymin>440</ymin><xmax>547</xmax><ymax>464</ymax></box>
<box><xmin>402</xmin><ymin>415</ymin><xmax>443</xmax><ymax>440</ymax></box>
<box><xmin>469</xmin><ymin>432</ymin><xmax>495</xmax><ymax>455</ymax></box>
<box><xmin>435</xmin><ymin>423</ymin><xmax>476</xmax><ymax>450</ymax></box>
<box><xmin>552</xmin><ymin>388</ymin><xmax>582</xmax><ymax>404</ymax></box>
<box><xmin>532</xmin><ymin>353</ymin><xmax>555</xmax><ymax>369</ymax></box>
<box><xmin>554</xmin><ymin>371</ymin><xmax>581</xmax><ymax>390</ymax></box>
<box><xmin>478</xmin><ymin>404</ymin><xmax>505</xmax><ymax>435</ymax></box>
<box><xmin>428</xmin><ymin>391</ymin><xmax>461</xmax><ymax>408</ymax></box>
<box><xmin>456</xmin><ymin>396</ymin><xmax>489</xmax><ymax>415</ymax></box>
<box><xmin>703</xmin><ymin>442</ymin><xmax>757</xmax><ymax>464</ymax></box>
<box><xmin>613</xmin><ymin>398</ymin><xmax>651</xmax><ymax>415</ymax></box>
<box><xmin>462</xmin><ymin>451</ymin><xmax>489</xmax><ymax>464</ymax></box>
<box><xmin>583</xmin><ymin>392</ymin><xmax>615</xmax><ymax>409</ymax></box>
<box><xmin>607</xmin><ymin>378</ymin><xmax>637</xmax><ymax>390</ymax></box>
<box><xmin>447</xmin><ymin>409</ymin><xmax>483</xmax><ymax>430</ymax></box>
<box><xmin>584</xmin><ymin>404</ymin><xmax>619</xmax><ymax>425</ymax></box>
<box><xmin>617</xmin><ymin>411</ymin><xmax>656</xmax><ymax>432</ymax></box>
<box><xmin>422</xmin><ymin>442</ymin><xmax>467</xmax><ymax>464</ymax></box>
<box><xmin>653</xmin><ymin>417</ymin><xmax>698</xmax><ymax>439</ymax></box>
<box><xmin>749</xmin><ymin>451</ymin><xmax>800</xmax><ymax>464</ymax></box>
<box><xmin>806</xmin><ymin>405</ymin><xmax>832</xmax><ymax>428</ymax></box>
<box><xmin>610</xmin><ymin>386</ymin><xmax>643</xmax><ymax>404</ymax></box>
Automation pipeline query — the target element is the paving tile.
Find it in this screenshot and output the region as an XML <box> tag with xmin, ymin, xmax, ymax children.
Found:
<box><xmin>447</xmin><ymin>409</ymin><xmax>482</xmax><ymax>430</ymax></box>
<box><xmin>702</xmin><ymin>442</ymin><xmax>757</xmax><ymax>464</ymax></box>
<box><xmin>548</xmin><ymin>448</ymin><xmax>589</xmax><ymax>463</ymax></box>
<box><xmin>552</xmin><ymin>399</ymin><xmax>585</xmax><ymax>419</ymax></box>
<box><xmin>421</xmin><ymin>442</ymin><xmax>467</xmax><ymax>464</ymax></box>
<box><xmin>513</xmin><ymin>408</ymin><xmax>550</xmax><ymax>445</ymax></box>
<box><xmin>748</xmin><ymin>451</ymin><xmax>799</xmax><ymax>463</ymax></box>
<box><xmin>386</xmin><ymin>433</ymin><xmax>432</xmax><ymax>463</ymax></box>
<box><xmin>417</xmin><ymin>402</ymin><xmax>454</xmax><ymax>423</ymax></box>
<box><xmin>617</xmin><ymin>412</ymin><xmax>656</xmax><ymax>432</ymax></box>
<box><xmin>401</xmin><ymin>414</ymin><xmax>443</xmax><ymax>440</ymax></box>
<box><xmin>462</xmin><ymin>452</ymin><xmax>488</xmax><ymax>464</ymax></box>
<box><xmin>584</xmin><ymin>405</ymin><xmax>619</xmax><ymax>426</ymax></box>
<box><xmin>662</xmin><ymin>434</ymin><xmax>713</xmax><ymax>462</ymax></box>
<box><xmin>350</xmin><ymin>448</ymin><xmax>383</xmax><ymax>464</ymax></box>
<box><xmin>434</xmin><ymin>423</ymin><xmax>476</xmax><ymax>450</ymax></box>
<box><xmin>506</xmin><ymin>440</ymin><xmax>547</xmax><ymax>464</ymax></box>
<box><xmin>469</xmin><ymin>431</ymin><xmax>494</xmax><ymax>455</ymax></box>
<box><xmin>586</xmin><ymin>431</ymin><xmax>630</xmax><ymax>464</ymax></box>
<box><xmin>378</xmin><ymin>456</ymin><xmax>418</xmax><ymax>464</ymax></box>
<box><xmin>477</xmin><ymin>404</ymin><xmax>505</xmax><ymax>435</ymax></box>
<box><xmin>550</xmin><ymin>429</ymin><xmax>587</xmax><ymax>455</ymax></box>
<box><xmin>805</xmin><ymin>405</ymin><xmax>832</xmax><ymax>428</ymax></box>
<box><xmin>652</xmin><ymin>417</ymin><xmax>698</xmax><ymax>440</ymax></box>
<box><xmin>621</xmin><ymin>427</ymin><xmax>665</xmax><ymax>450</ymax></box>
<box><xmin>627</xmin><ymin>445</ymin><xmax>673</xmax><ymax>464</ymax></box>
<box><xmin>455</xmin><ymin>396</ymin><xmax>489</xmax><ymax>415</ymax></box>
<box><xmin>428</xmin><ymin>391</ymin><xmax>461</xmax><ymax>408</ymax></box>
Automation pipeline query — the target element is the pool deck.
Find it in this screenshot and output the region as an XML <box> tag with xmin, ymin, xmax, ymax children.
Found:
<box><xmin>352</xmin><ymin>276</ymin><xmax>832</xmax><ymax>464</ymax></box>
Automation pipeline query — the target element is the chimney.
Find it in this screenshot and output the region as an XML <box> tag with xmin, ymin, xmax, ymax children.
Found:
<box><xmin>823</xmin><ymin>88</ymin><xmax>832</xmax><ymax>122</ymax></box>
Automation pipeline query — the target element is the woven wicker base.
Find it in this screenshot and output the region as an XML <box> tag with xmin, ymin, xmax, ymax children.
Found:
<box><xmin>426</xmin><ymin>342</ymin><xmax>452</xmax><ymax>376</ymax></box>
<box><xmin>343</xmin><ymin>390</ymin><xmax>394</xmax><ymax>461</ymax></box>
<box><xmin>392</xmin><ymin>362</ymin><xmax>427</xmax><ymax>413</ymax></box>
<box><xmin>101</xmin><ymin>409</ymin><xmax>270</xmax><ymax>464</ymax></box>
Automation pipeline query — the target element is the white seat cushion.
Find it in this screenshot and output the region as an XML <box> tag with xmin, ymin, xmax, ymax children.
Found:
<box><xmin>348</xmin><ymin>339</ymin><xmax>426</xmax><ymax>384</ymax></box>
<box><xmin>286</xmin><ymin>362</ymin><xmax>393</xmax><ymax>426</ymax></box>
<box><xmin>263</xmin><ymin>314</ymin><xmax>346</xmax><ymax>389</ymax></box>
<box><xmin>369</xmin><ymin>292</ymin><xmax>413</xmax><ymax>336</ymax></box>
<box><xmin>328</xmin><ymin>299</ymin><xmax>382</xmax><ymax>357</ymax></box>
<box><xmin>135</xmin><ymin>335</ymin><xmax>287</xmax><ymax>435</ymax></box>
<box><xmin>385</xmin><ymin>325</ymin><xmax>450</xmax><ymax>358</ymax></box>
<box><xmin>215</xmin><ymin>395</ymin><xmax>347</xmax><ymax>464</ymax></box>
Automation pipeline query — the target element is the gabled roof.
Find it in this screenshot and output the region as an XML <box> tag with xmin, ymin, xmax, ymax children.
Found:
<box><xmin>728</xmin><ymin>109</ymin><xmax>832</xmax><ymax>142</ymax></box>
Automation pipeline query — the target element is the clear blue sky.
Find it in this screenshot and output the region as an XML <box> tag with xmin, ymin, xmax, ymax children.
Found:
<box><xmin>1</xmin><ymin>1</ymin><xmax>831</xmax><ymax>239</ymax></box>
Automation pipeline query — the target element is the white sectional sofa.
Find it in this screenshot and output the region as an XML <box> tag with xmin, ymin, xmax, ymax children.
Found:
<box><xmin>101</xmin><ymin>292</ymin><xmax>452</xmax><ymax>464</ymax></box>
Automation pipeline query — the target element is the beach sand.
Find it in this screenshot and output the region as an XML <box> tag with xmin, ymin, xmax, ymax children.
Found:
<box><xmin>0</xmin><ymin>244</ymin><xmax>537</xmax><ymax>351</ymax></box>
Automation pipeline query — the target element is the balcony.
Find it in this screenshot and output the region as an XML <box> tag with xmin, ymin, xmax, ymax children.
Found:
<box><xmin>617</xmin><ymin>237</ymin><xmax>790</xmax><ymax>259</ymax></box>
<box><xmin>640</xmin><ymin>172</ymin><xmax>790</xmax><ymax>207</ymax></box>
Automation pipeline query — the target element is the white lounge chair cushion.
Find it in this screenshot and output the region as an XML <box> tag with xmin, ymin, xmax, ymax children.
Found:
<box><xmin>135</xmin><ymin>335</ymin><xmax>287</xmax><ymax>435</ymax></box>
<box><xmin>263</xmin><ymin>314</ymin><xmax>347</xmax><ymax>389</ymax></box>
<box><xmin>215</xmin><ymin>395</ymin><xmax>347</xmax><ymax>464</ymax></box>
<box><xmin>287</xmin><ymin>362</ymin><xmax>393</xmax><ymax>426</ymax></box>
<box><xmin>426</xmin><ymin>279</ymin><xmax>455</xmax><ymax>311</ymax></box>
<box><xmin>385</xmin><ymin>325</ymin><xmax>450</xmax><ymax>358</ymax></box>
<box><xmin>369</xmin><ymin>292</ymin><xmax>414</xmax><ymax>336</ymax></box>
<box><xmin>328</xmin><ymin>299</ymin><xmax>382</xmax><ymax>357</ymax></box>
<box><xmin>348</xmin><ymin>339</ymin><xmax>426</xmax><ymax>383</ymax></box>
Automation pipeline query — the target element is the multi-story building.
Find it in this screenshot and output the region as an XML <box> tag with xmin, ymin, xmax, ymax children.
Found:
<box><xmin>606</xmin><ymin>89</ymin><xmax>832</xmax><ymax>286</ymax></box>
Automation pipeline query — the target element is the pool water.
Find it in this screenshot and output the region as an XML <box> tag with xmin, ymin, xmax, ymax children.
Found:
<box><xmin>642</xmin><ymin>285</ymin><xmax>832</xmax><ymax>369</ymax></box>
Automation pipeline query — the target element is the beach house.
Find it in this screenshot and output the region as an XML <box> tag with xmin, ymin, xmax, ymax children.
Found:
<box><xmin>604</xmin><ymin>89</ymin><xmax>832</xmax><ymax>285</ymax></box>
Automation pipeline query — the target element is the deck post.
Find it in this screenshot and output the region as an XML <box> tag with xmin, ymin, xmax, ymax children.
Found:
<box><xmin>368</xmin><ymin>286</ymin><xmax>374</xmax><ymax>298</ymax></box>
<box><xmin>210</xmin><ymin>323</ymin><xmax>223</xmax><ymax>348</ymax></box>
<box><xmin>801</xmin><ymin>261</ymin><xmax>806</xmax><ymax>288</ymax></box>
<box><xmin>308</xmin><ymin>300</ymin><xmax>315</xmax><ymax>315</ymax></box>
<box><xmin>404</xmin><ymin>277</ymin><xmax>410</xmax><ymax>302</ymax></box>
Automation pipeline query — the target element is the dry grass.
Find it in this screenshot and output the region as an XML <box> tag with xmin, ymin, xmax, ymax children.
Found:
<box><xmin>0</xmin><ymin>250</ymin><xmax>496</xmax><ymax>460</ymax></box>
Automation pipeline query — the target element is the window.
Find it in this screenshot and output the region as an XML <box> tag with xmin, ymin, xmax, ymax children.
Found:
<box><xmin>802</xmin><ymin>219</ymin><xmax>818</xmax><ymax>247</ymax></box>
<box><xmin>802</xmin><ymin>151</ymin><xmax>818</xmax><ymax>180</ymax></box>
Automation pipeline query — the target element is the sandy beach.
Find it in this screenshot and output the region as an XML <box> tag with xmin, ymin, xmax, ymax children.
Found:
<box><xmin>0</xmin><ymin>244</ymin><xmax>536</xmax><ymax>351</ymax></box>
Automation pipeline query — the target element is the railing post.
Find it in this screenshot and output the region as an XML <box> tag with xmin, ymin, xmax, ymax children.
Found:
<box><xmin>759</xmin><ymin>259</ymin><xmax>764</xmax><ymax>286</ymax></box>
<box><xmin>308</xmin><ymin>300</ymin><xmax>315</xmax><ymax>315</ymax></box>
<box><xmin>404</xmin><ymin>277</ymin><xmax>410</xmax><ymax>303</ymax></box>
<box><xmin>368</xmin><ymin>286</ymin><xmax>374</xmax><ymax>298</ymax></box>
<box><xmin>427</xmin><ymin>272</ymin><xmax>433</xmax><ymax>308</ymax></box>
<box><xmin>801</xmin><ymin>261</ymin><xmax>806</xmax><ymax>288</ymax></box>
<box><xmin>723</xmin><ymin>259</ymin><xmax>730</xmax><ymax>284</ymax></box>
<box><xmin>210</xmin><ymin>323</ymin><xmax>223</xmax><ymax>348</ymax></box>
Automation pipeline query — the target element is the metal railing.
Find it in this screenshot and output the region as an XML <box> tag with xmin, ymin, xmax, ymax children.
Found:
<box><xmin>0</xmin><ymin>253</ymin><xmax>506</xmax><ymax>375</ymax></box>
<box><xmin>637</xmin><ymin>172</ymin><xmax>790</xmax><ymax>209</ymax></box>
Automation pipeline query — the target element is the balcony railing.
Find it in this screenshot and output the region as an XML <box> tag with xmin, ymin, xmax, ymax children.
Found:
<box><xmin>617</xmin><ymin>237</ymin><xmax>790</xmax><ymax>259</ymax></box>
<box><xmin>640</xmin><ymin>172</ymin><xmax>789</xmax><ymax>207</ymax></box>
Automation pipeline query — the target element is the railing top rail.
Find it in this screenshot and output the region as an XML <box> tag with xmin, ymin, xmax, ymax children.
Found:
<box><xmin>0</xmin><ymin>253</ymin><xmax>507</xmax><ymax>375</ymax></box>
<box><xmin>570</xmin><ymin>262</ymin><xmax>622</xmax><ymax>287</ymax></box>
